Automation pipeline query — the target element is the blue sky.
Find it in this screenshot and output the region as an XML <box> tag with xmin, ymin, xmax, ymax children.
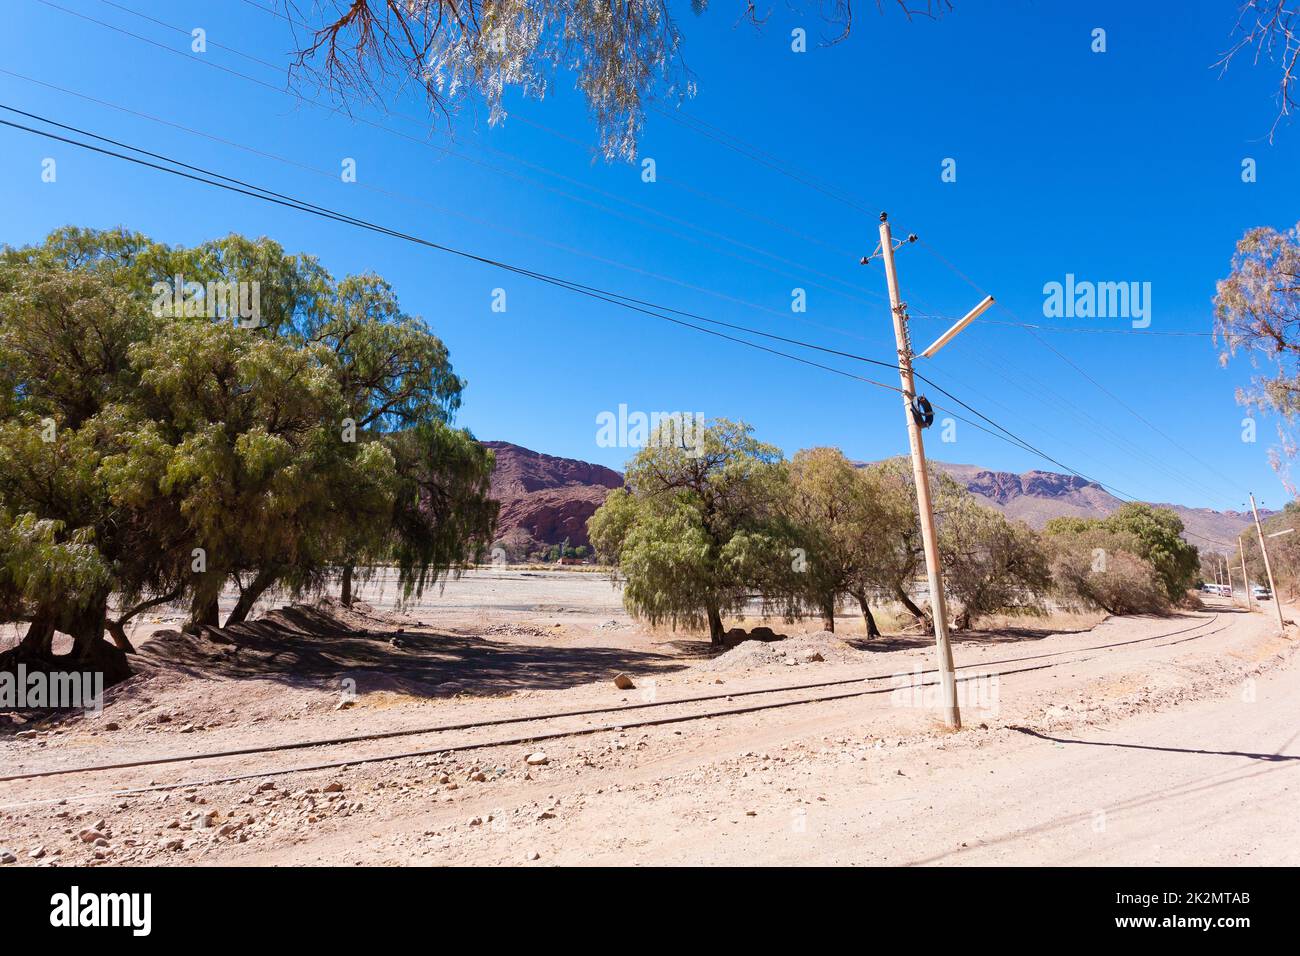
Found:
<box><xmin>2</xmin><ymin>0</ymin><xmax>1298</xmax><ymax>514</ymax></box>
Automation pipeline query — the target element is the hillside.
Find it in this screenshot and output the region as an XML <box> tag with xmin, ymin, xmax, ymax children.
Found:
<box><xmin>486</xmin><ymin>443</ymin><xmax>1262</xmax><ymax>553</ymax></box>
<box><xmin>484</xmin><ymin>441</ymin><xmax>623</xmax><ymax>550</ymax></box>
<box><xmin>930</xmin><ymin>462</ymin><xmax>1260</xmax><ymax>552</ymax></box>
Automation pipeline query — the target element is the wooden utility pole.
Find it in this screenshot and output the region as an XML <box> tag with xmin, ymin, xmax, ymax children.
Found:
<box><xmin>1250</xmin><ymin>493</ymin><xmax>1285</xmax><ymax>633</ymax></box>
<box><xmin>1223</xmin><ymin>553</ymin><xmax>1234</xmax><ymax>604</ymax></box>
<box><xmin>1239</xmin><ymin>535</ymin><xmax>1253</xmax><ymax>612</ymax></box>
<box><xmin>876</xmin><ymin>212</ymin><xmax>960</xmax><ymax>729</ymax></box>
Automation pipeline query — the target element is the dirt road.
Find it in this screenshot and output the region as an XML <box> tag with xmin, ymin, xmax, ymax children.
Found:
<box><xmin>1</xmin><ymin>594</ymin><xmax>1294</xmax><ymax>867</ymax></box>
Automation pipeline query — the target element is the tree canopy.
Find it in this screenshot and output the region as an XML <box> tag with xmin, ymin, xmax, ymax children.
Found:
<box><xmin>1215</xmin><ymin>222</ymin><xmax>1300</xmax><ymax>485</ymax></box>
<box><xmin>588</xmin><ymin>418</ymin><xmax>792</xmax><ymax>644</ymax></box>
<box><xmin>591</xmin><ymin>432</ymin><xmax>1081</xmax><ymax>641</ymax></box>
<box><xmin>0</xmin><ymin>227</ymin><xmax>496</xmax><ymax>680</ymax></box>
<box><xmin>288</xmin><ymin>0</ymin><xmax>953</xmax><ymax>160</ymax></box>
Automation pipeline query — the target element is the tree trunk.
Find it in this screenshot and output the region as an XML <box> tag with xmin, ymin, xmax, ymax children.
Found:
<box><xmin>105</xmin><ymin>619</ymin><xmax>136</xmax><ymax>654</ymax></box>
<box><xmin>855</xmin><ymin>592</ymin><xmax>882</xmax><ymax>638</ymax></box>
<box><xmin>17</xmin><ymin>606</ymin><xmax>57</xmax><ymax>656</ymax></box>
<box><xmin>821</xmin><ymin>592</ymin><xmax>836</xmax><ymax>633</ymax></box>
<box><xmin>67</xmin><ymin>595</ymin><xmax>109</xmax><ymax>661</ymax></box>
<box><xmin>114</xmin><ymin>587</ymin><xmax>182</xmax><ymax>637</ymax></box>
<box><xmin>225</xmin><ymin>567</ymin><xmax>278</xmax><ymax>627</ymax></box>
<box><xmin>895</xmin><ymin>587</ymin><xmax>933</xmax><ymax>634</ymax></box>
<box><xmin>187</xmin><ymin>591</ymin><xmax>221</xmax><ymax>631</ymax></box>
<box><xmin>706</xmin><ymin>605</ymin><xmax>725</xmax><ymax>646</ymax></box>
<box><xmin>340</xmin><ymin>563</ymin><xmax>355</xmax><ymax>607</ymax></box>
<box><xmin>1</xmin><ymin>595</ymin><xmax>132</xmax><ymax>689</ymax></box>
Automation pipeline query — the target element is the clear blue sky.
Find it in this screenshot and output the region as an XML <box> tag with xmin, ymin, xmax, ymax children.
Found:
<box><xmin>3</xmin><ymin>0</ymin><xmax>1298</xmax><ymax>513</ymax></box>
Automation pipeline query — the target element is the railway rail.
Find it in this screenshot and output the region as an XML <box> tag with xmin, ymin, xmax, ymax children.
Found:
<box><xmin>0</xmin><ymin>612</ymin><xmax>1231</xmax><ymax>807</ymax></box>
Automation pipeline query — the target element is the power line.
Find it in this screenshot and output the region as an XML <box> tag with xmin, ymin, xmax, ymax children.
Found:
<box><xmin>0</xmin><ymin>104</ymin><xmax>1238</xmax><ymax>545</ymax></box>
<box><xmin>915</xmin><ymin>237</ymin><xmax>1244</xmax><ymax>503</ymax></box>
<box><xmin>54</xmin><ymin>0</ymin><xmax>888</xmax><ymax>309</ymax></box>
<box><xmin>0</xmin><ymin>66</ymin><xmax>885</xmax><ymax>352</ymax></box>
<box><xmin>0</xmin><ymin>107</ymin><xmax>903</xmax><ymax>394</ymax></box>
<box><xmin>0</xmin><ymin>106</ymin><xmax>1092</xmax><ymax>481</ymax></box>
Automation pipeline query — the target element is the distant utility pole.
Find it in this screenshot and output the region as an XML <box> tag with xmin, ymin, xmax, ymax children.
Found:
<box><xmin>1249</xmin><ymin>493</ymin><xmax>1286</xmax><ymax>633</ymax></box>
<box><xmin>870</xmin><ymin>212</ymin><xmax>960</xmax><ymax>729</ymax></box>
<box><xmin>1239</xmin><ymin>534</ymin><xmax>1253</xmax><ymax>612</ymax></box>
<box><xmin>1223</xmin><ymin>553</ymin><xmax>1233</xmax><ymax>602</ymax></box>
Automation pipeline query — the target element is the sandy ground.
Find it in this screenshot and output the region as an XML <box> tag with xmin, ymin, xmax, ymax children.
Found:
<box><xmin>0</xmin><ymin>571</ymin><xmax>1295</xmax><ymax>867</ymax></box>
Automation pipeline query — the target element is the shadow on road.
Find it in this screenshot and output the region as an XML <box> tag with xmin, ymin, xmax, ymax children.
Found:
<box><xmin>1009</xmin><ymin>725</ymin><xmax>1300</xmax><ymax>762</ymax></box>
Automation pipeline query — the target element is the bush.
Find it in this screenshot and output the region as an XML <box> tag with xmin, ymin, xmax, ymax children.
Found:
<box><xmin>1048</xmin><ymin>530</ymin><xmax>1171</xmax><ymax>616</ymax></box>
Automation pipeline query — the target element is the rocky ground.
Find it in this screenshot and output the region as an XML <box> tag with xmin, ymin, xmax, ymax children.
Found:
<box><xmin>0</xmin><ymin>573</ymin><xmax>1294</xmax><ymax>867</ymax></box>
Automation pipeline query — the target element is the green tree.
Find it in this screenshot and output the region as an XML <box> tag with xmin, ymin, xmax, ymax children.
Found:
<box><xmin>939</xmin><ymin>498</ymin><xmax>1050</xmax><ymax>629</ymax></box>
<box><xmin>1101</xmin><ymin>503</ymin><xmax>1199</xmax><ymax>603</ymax></box>
<box><xmin>854</xmin><ymin>457</ymin><xmax>972</xmax><ymax>633</ymax></box>
<box><xmin>1044</xmin><ymin>523</ymin><xmax>1171</xmax><ymax>616</ymax></box>
<box><xmin>0</xmin><ymin>227</ymin><xmax>496</xmax><ymax>681</ymax></box>
<box><xmin>386</xmin><ymin>422</ymin><xmax>498</xmax><ymax>603</ymax></box>
<box><xmin>782</xmin><ymin>447</ymin><xmax>895</xmax><ymax>634</ymax></box>
<box><xmin>588</xmin><ymin>419</ymin><xmax>791</xmax><ymax>645</ymax></box>
<box><xmin>1041</xmin><ymin>505</ymin><xmax>1198</xmax><ymax>609</ymax></box>
<box><xmin>0</xmin><ymin>263</ymin><xmax>161</xmax><ymax>679</ymax></box>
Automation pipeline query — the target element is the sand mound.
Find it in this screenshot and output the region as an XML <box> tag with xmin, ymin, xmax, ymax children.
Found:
<box><xmin>698</xmin><ymin>630</ymin><xmax>863</xmax><ymax>673</ymax></box>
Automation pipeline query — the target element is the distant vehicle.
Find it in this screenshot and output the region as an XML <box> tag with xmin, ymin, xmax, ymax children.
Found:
<box><xmin>1201</xmin><ymin>583</ymin><xmax>1231</xmax><ymax>597</ymax></box>
<box><xmin>1252</xmin><ymin>585</ymin><xmax>1273</xmax><ymax>600</ymax></box>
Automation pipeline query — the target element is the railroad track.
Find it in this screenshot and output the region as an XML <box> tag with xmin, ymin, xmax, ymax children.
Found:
<box><xmin>0</xmin><ymin>612</ymin><xmax>1230</xmax><ymax>804</ymax></box>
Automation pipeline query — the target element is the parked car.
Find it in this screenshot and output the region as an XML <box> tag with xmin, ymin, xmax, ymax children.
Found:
<box><xmin>1252</xmin><ymin>585</ymin><xmax>1273</xmax><ymax>600</ymax></box>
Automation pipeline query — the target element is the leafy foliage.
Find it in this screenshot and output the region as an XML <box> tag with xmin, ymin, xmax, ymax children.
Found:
<box><xmin>588</xmin><ymin>419</ymin><xmax>791</xmax><ymax>643</ymax></box>
<box><xmin>939</xmin><ymin>495</ymin><xmax>1050</xmax><ymax>629</ymax></box>
<box><xmin>1042</xmin><ymin>504</ymin><xmax>1199</xmax><ymax>615</ymax></box>
<box><xmin>289</xmin><ymin>0</ymin><xmax>952</xmax><ymax>160</ymax></box>
<box><xmin>0</xmin><ymin>227</ymin><xmax>494</xmax><ymax>671</ymax></box>
<box><xmin>1215</xmin><ymin>223</ymin><xmax>1300</xmax><ymax>486</ymax></box>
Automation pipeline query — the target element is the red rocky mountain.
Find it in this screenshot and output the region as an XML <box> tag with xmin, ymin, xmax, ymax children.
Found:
<box><xmin>484</xmin><ymin>441</ymin><xmax>623</xmax><ymax>549</ymax></box>
<box><xmin>484</xmin><ymin>442</ymin><xmax>1262</xmax><ymax>553</ymax></box>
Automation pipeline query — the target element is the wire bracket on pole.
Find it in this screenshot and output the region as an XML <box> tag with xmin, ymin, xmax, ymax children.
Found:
<box><xmin>861</xmin><ymin>214</ymin><xmax>918</xmax><ymax>264</ymax></box>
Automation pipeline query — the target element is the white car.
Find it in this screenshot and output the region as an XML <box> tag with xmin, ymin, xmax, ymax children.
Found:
<box><xmin>1252</xmin><ymin>585</ymin><xmax>1273</xmax><ymax>600</ymax></box>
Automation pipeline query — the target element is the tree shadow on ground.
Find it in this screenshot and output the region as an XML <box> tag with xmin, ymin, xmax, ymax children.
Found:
<box><xmin>133</xmin><ymin>604</ymin><xmax>687</xmax><ymax>699</ymax></box>
<box><xmin>843</xmin><ymin>625</ymin><xmax>1097</xmax><ymax>653</ymax></box>
<box><xmin>840</xmin><ymin>611</ymin><xmax>1213</xmax><ymax>653</ymax></box>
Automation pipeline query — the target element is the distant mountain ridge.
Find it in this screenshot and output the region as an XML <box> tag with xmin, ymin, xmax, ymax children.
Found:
<box><xmin>929</xmin><ymin>462</ymin><xmax>1261</xmax><ymax>552</ymax></box>
<box><xmin>484</xmin><ymin>442</ymin><xmax>1263</xmax><ymax>553</ymax></box>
